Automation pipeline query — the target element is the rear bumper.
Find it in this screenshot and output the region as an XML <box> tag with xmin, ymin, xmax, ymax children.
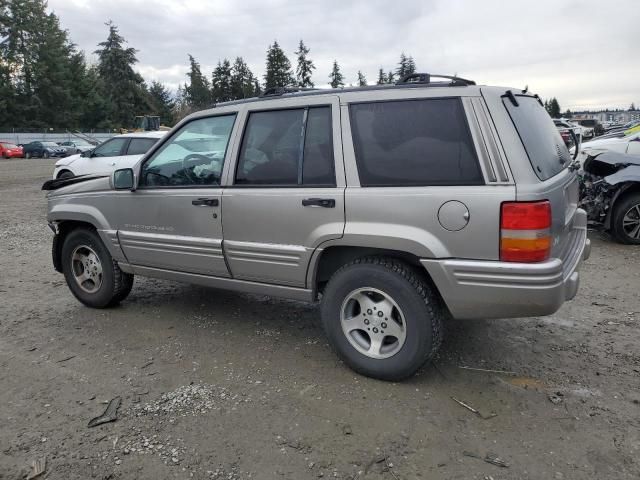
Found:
<box><xmin>422</xmin><ymin>209</ymin><xmax>590</xmax><ymax>320</ymax></box>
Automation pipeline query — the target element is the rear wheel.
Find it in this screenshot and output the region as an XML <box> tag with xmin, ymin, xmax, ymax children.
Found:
<box><xmin>42</xmin><ymin>150</ymin><xmax>50</xmax><ymax>159</ymax></box>
<box><xmin>61</xmin><ymin>228</ymin><xmax>134</xmax><ymax>308</ymax></box>
<box><xmin>611</xmin><ymin>192</ymin><xmax>640</xmax><ymax>244</ymax></box>
<box><xmin>24</xmin><ymin>151</ymin><xmax>31</xmax><ymax>159</ymax></box>
<box><xmin>321</xmin><ymin>257</ymin><xmax>443</xmax><ymax>381</ymax></box>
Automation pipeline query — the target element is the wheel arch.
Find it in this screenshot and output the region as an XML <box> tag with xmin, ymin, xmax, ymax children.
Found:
<box><xmin>308</xmin><ymin>244</ymin><xmax>444</xmax><ymax>304</ymax></box>
<box><xmin>604</xmin><ymin>181</ymin><xmax>640</xmax><ymax>230</ymax></box>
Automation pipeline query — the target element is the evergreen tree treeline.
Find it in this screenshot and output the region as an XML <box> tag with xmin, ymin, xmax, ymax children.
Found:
<box><xmin>0</xmin><ymin>2</ymin><xmax>425</xmax><ymax>129</ymax></box>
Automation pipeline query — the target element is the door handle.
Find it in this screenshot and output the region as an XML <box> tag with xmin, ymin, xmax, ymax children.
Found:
<box><xmin>191</xmin><ymin>198</ymin><xmax>219</xmax><ymax>207</ymax></box>
<box><xmin>302</xmin><ymin>198</ymin><xmax>335</xmax><ymax>208</ymax></box>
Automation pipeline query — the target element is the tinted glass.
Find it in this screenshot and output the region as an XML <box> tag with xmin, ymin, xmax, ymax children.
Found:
<box><xmin>303</xmin><ymin>107</ymin><xmax>335</xmax><ymax>185</ymax></box>
<box><xmin>503</xmin><ymin>95</ymin><xmax>570</xmax><ymax>181</ymax></box>
<box><xmin>127</xmin><ymin>138</ymin><xmax>157</xmax><ymax>155</ymax></box>
<box><xmin>140</xmin><ymin>115</ymin><xmax>235</xmax><ymax>187</ymax></box>
<box><xmin>349</xmin><ymin>98</ymin><xmax>483</xmax><ymax>186</ymax></box>
<box><xmin>235</xmin><ymin>109</ymin><xmax>304</xmax><ymax>185</ymax></box>
<box><xmin>93</xmin><ymin>138</ymin><xmax>127</xmax><ymax>157</ymax></box>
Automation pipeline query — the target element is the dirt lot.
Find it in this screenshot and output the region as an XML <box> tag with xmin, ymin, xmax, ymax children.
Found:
<box><xmin>0</xmin><ymin>158</ymin><xmax>639</xmax><ymax>480</ymax></box>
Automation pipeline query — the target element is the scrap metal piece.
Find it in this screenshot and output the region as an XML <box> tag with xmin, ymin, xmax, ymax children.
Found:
<box><xmin>88</xmin><ymin>397</ymin><xmax>121</xmax><ymax>428</ymax></box>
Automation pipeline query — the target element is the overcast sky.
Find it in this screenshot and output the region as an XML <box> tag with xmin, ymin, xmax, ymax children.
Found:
<box><xmin>48</xmin><ymin>0</ymin><xmax>639</xmax><ymax>110</ymax></box>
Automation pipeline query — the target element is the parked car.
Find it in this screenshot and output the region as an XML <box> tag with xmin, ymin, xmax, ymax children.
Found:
<box><xmin>573</xmin><ymin>118</ymin><xmax>604</xmax><ymax>137</ymax></box>
<box><xmin>574</xmin><ymin>130</ymin><xmax>640</xmax><ymax>165</ymax></box>
<box><xmin>43</xmin><ymin>74</ymin><xmax>590</xmax><ymax>381</ymax></box>
<box><xmin>0</xmin><ymin>141</ymin><xmax>23</xmax><ymax>158</ymax></box>
<box><xmin>52</xmin><ymin>132</ymin><xmax>166</xmax><ymax>179</ymax></box>
<box><xmin>23</xmin><ymin>141</ymin><xmax>67</xmax><ymax>159</ymax></box>
<box><xmin>58</xmin><ymin>140</ymin><xmax>95</xmax><ymax>156</ymax></box>
<box><xmin>553</xmin><ymin>119</ymin><xmax>580</xmax><ymax>147</ymax></box>
<box><xmin>579</xmin><ymin>151</ymin><xmax>640</xmax><ymax>244</ymax></box>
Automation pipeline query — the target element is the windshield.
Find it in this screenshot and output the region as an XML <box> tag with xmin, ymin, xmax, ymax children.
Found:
<box><xmin>1</xmin><ymin>143</ymin><xmax>18</xmax><ymax>148</ymax></box>
<box><xmin>503</xmin><ymin>95</ymin><xmax>571</xmax><ymax>181</ymax></box>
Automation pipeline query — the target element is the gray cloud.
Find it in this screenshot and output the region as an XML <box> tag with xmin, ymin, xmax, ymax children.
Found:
<box><xmin>49</xmin><ymin>0</ymin><xmax>639</xmax><ymax>110</ymax></box>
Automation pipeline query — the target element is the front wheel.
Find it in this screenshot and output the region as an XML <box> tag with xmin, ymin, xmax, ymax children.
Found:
<box><xmin>321</xmin><ymin>257</ymin><xmax>444</xmax><ymax>381</ymax></box>
<box><xmin>24</xmin><ymin>152</ymin><xmax>31</xmax><ymax>159</ymax></box>
<box><xmin>611</xmin><ymin>192</ymin><xmax>640</xmax><ymax>244</ymax></box>
<box><xmin>42</xmin><ymin>150</ymin><xmax>50</xmax><ymax>158</ymax></box>
<box><xmin>61</xmin><ymin>228</ymin><xmax>134</xmax><ymax>308</ymax></box>
<box><xmin>57</xmin><ymin>170</ymin><xmax>74</xmax><ymax>180</ymax></box>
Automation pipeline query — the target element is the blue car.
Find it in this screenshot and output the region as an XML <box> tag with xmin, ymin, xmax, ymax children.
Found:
<box><xmin>23</xmin><ymin>141</ymin><xmax>67</xmax><ymax>159</ymax></box>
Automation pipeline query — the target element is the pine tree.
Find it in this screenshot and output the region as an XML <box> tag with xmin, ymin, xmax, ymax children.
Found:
<box><xmin>386</xmin><ymin>71</ymin><xmax>395</xmax><ymax>84</ymax></box>
<box><xmin>95</xmin><ymin>21</ymin><xmax>150</xmax><ymax>128</ymax></box>
<box><xmin>264</xmin><ymin>41</ymin><xmax>295</xmax><ymax>89</ymax></box>
<box><xmin>357</xmin><ymin>71</ymin><xmax>367</xmax><ymax>87</ymax></box>
<box><xmin>396</xmin><ymin>52</ymin><xmax>408</xmax><ymax>79</ymax></box>
<box><xmin>184</xmin><ymin>54</ymin><xmax>212</xmax><ymax>109</ymax></box>
<box><xmin>549</xmin><ymin>98</ymin><xmax>561</xmax><ymax>118</ymax></box>
<box><xmin>148</xmin><ymin>81</ymin><xmax>175</xmax><ymax>126</ymax></box>
<box><xmin>211</xmin><ymin>58</ymin><xmax>233</xmax><ymax>103</ymax></box>
<box><xmin>630</xmin><ymin>103</ymin><xmax>636</xmax><ymax>111</ymax></box>
<box><xmin>230</xmin><ymin>57</ymin><xmax>257</xmax><ymax>99</ymax></box>
<box><xmin>376</xmin><ymin>68</ymin><xmax>386</xmax><ymax>85</ymax></box>
<box><xmin>406</xmin><ymin>56</ymin><xmax>417</xmax><ymax>76</ymax></box>
<box><xmin>295</xmin><ymin>40</ymin><xmax>315</xmax><ymax>87</ymax></box>
<box><xmin>329</xmin><ymin>60</ymin><xmax>344</xmax><ymax>89</ymax></box>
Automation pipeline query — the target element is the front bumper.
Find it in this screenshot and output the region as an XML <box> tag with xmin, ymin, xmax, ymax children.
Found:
<box><xmin>422</xmin><ymin>209</ymin><xmax>590</xmax><ymax>320</ymax></box>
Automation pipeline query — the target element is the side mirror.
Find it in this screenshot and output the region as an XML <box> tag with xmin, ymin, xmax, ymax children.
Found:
<box><xmin>113</xmin><ymin>168</ymin><xmax>136</xmax><ymax>191</ymax></box>
<box><xmin>81</xmin><ymin>150</ymin><xmax>91</xmax><ymax>158</ymax></box>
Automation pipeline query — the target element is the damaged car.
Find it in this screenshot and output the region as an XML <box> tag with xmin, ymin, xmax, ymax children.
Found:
<box><xmin>579</xmin><ymin>151</ymin><xmax>640</xmax><ymax>244</ymax></box>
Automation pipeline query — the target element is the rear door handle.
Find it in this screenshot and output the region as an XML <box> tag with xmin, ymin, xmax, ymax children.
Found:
<box><xmin>302</xmin><ymin>198</ymin><xmax>335</xmax><ymax>208</ymax></box>
<box><xmin>191</xmin><ymin>198</ymin><xmax>219</xmax><ymax>207</ymax></box>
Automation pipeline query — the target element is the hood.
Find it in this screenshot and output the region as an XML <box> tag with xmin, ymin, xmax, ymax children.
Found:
<box><xmin>44</xmin><ymin>175</ymin><xmax>112</xmax><ymax>197</ymax></box>
<box><xmin>55</xmin><ymin>153</ymin><xmax>81</xmax><ymax>167</ymax></box>
<box><xmin>583</xmin><ymin>151</ymin><xmax>640</xmax><ymax>184</ymax></box>
<box><xmin>581</xmin><ymin>135</ymin><xmax>628</xmax><ymax>150</ymax></box>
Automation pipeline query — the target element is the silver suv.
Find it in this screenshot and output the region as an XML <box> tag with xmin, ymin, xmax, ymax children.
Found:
<box><xmin>45</xmin><ymin>74</ymin><xmax>590</xmax><ymax>381</ymax></box>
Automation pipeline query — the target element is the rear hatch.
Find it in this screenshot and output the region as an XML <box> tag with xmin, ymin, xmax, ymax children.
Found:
<box><xmin>500</xmin><ymin>93</ymin><xmax>580</xmax><ymax>262</ymax></box>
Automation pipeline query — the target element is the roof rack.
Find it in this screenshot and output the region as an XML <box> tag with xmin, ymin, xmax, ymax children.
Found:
<box><xmin>260</xmin><ymin>86</ymin><xmax>320</xmax><ymax>97</ymax></box>
<box><xmin>396</xmin><ymin>73</ymin><xmax>476</xmax><ymax>87</ymax></box>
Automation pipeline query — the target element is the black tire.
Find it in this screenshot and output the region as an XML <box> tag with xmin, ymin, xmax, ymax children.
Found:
<box><xmin>42</xmin><ymin>150</ymin><xmax>50</xmax><ymax>159</ymax></box>
<box><xmin>57</xmin><ymin>170</ymin><xmax>74</xmax><ymax>180</ymax></box>
<box><xmin>24</xmin><ymin>151</ymin><xmax>31</xmax><ymax>159</ymax></box>
<box><xmin>611</xmin><ymin>192</ymin><xmax>640</xmax><ymax>245</ymax></box>
<box><xmin>2</xmin><ymin>152</ymin><xmax>8</xmax><ymax>159</ymax></box>
<box><xmin>61</xmin><ymin>228</ymin><xmax>134</xmax><ymax>308</ymax></box>
<box><xmin>321</xmin><ymin>257</ymin><xmax>443</xmax><ymax>381</ymax></box>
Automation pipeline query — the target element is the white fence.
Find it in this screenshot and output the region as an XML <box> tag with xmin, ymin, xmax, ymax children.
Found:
<box><xmin>0</xmin><ymin>132</ymin><xmax>116</xmax><ymax>145</ymax></box>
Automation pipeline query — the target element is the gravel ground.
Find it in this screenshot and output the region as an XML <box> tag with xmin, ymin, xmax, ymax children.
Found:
<box><xmin>1</xmin><ymin>158</ymin><xmax>639</xmax><ymax>480</ymax></box>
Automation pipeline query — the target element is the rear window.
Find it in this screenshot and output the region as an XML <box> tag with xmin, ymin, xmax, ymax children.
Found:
<box><xmin>349</xmin><ymin>98</ymin><xmax>483</xmax><ymax>187</ymax></box>
<box><xmin>503</xmin><ymin>95</ymin><xmax>571</xmax><ymax>181</ymax></box>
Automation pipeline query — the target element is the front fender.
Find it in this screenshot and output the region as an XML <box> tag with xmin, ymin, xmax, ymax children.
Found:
<box><xmin>48</xmin><ymin>202</ymin><xmax>111</xmax><ymax>231</ymax></box>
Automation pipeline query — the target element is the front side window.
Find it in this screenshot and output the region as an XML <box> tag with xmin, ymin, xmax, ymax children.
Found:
<box><xmin>93</xmin><ymin>138</ymin><xmax>127</xmax><ymax>157</ymax></box>
<box><xmin>235</xmin><ymin>106</ymin><xmax>334</xmax><ymax>186</ymax></box>
<box><xmin>140</xmin><ymin>114</ymin><xmax>236</xmax><ymax>187</ymax></box>
<box><xmin>349</xmin><ymin>98</ymin><xmax>483</xmax><ymax>187</ymax></box>
<box><xmin>127</xmin><ymin>138</ymin><xmax>157</xmax><ymax>155</ymax></box>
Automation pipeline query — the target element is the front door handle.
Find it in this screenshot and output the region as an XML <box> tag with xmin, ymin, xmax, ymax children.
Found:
<box><xmin>191</xmin><ymin>198</ymin><xmax>219</xmax><ymax>207</ymax></box>
<box><xmin>302</xmin><ymin>198</ymin><xmax>335</xmax><ymax>208</ymax></box>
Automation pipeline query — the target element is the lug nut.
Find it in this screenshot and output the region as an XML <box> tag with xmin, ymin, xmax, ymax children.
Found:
<box><xmin>372</xmin><ymin>327</ymin><xmax>379</xmax><ymax>333</ymax></box>
<box><xmin>367</xmin><ymin>309</ymin><xmax>372</xmax><ymax>315</ymax></box>
<box><xmin>377</xmin><ymin>311</ymin><xmax>383</xmax><ymax>317</ymax></box>
<box><xmin>381</xmin><ymin>322</ymin><xmax>387</xmax><ymax>328</ymax></box>
<box><xmin>364</xmin><ymin>319</ymin><xmax>370</xmax><ymax>325</ymax></box>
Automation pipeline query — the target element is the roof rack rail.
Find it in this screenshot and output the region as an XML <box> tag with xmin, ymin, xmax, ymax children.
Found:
<box><xmin>396</xmin><ymin>73</ymin><xmax>476</xmax><ymax>87</ymax></box>
<box><xmin>260</xmin><ymin>86</ymin><xmax>320</xmax><ymax>97</ymax></box>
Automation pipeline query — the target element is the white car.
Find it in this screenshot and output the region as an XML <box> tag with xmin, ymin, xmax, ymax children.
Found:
<box><xmin>53</xmin><ymin>132</ymin><xmax>167</xmax><ymax>179</ymax></box>
<box><xmin>574</xmin><ymin>130</ymin><xmax>640</xmax><ymax>165</ymax></box>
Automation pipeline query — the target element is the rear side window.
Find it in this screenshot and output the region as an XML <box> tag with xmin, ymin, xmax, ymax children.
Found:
<box><xmin>127</xmin><ymin>138</ymin><xmax>156</xmax><ymax>155</ymax></box>
<box><xmin>349</xmin><ymin>98</ymin><xmax>483</xmax><ymax>187</ymax></box>
<box><xmin>235</xmin><ymin>106</ymin><xmax>335</xmax><ymax>186</ymax></box>
<box><xmin>503</xmin><ymin>95</ymin><xmax>571</xmax><ymax>180</ymax></box>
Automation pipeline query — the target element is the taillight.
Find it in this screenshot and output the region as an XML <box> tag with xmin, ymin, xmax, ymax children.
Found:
<box><xmin>500</xmin><ymin>201</ymin><xmax>552</xmax><ymax>262</ymax></box>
